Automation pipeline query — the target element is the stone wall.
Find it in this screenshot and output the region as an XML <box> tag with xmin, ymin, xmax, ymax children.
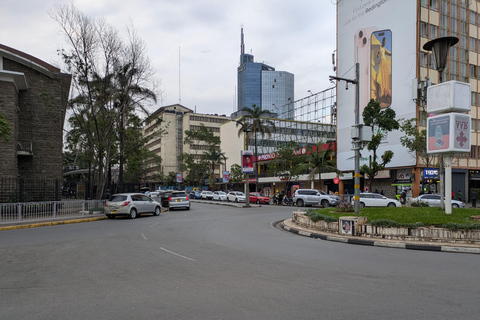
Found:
<box><xmin>1</xmin><ymin>57</ymin><xmax>70</xmax><ymax>181</ymax></box>
<box><xmin>0</xmin><ymin>81</ymin><xmax>19</xmax><ymax>179</ymax></box>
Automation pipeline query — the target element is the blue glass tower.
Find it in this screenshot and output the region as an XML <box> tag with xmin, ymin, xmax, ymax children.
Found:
<box><xmin>237</xmin><ymin>28</ymin><xmax>294</xmax><ymax>119</ymax></box>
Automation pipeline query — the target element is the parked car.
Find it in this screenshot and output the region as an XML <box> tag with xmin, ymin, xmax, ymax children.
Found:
<box><xmin>409</xmin><ymin>194</ymin><xmax>465</xmax><ymax>208</ymax></box>
<box><xmin>212</xmin><ymin>191</ymin><xmax>228</xmax><ymax>201</ymax></box>
<box><xmin>249</xmin><ymin>192</ymin><xmax>270</xmax><ymax>204</ymax></box>
<box><xmin>168</xmin><ymin>191</ymin><xmax>190</xmax><ymax>211</ymax></box>
<box><xmin>189</xmin><ymin>190</ymin><xmax>201</xmax><ymax>199</ymax></box>
<box><xmin>227</xmin><ymin>191</ymin><xmax>246</xmax><ymax>203</ymax></box>
<box><xmin>155</xmin><ymin>190</ymin><xmax>172</xmax><ymax>208</ymax></box>
<box><xmin>352</xmin><ymin>193</ymin><xmax>402</xmax><ymax>208</ymax></box>
<box><xmin>104</xmin><ymin>193</ymin><xmax>162</xmax><ymax>219</ymax></box>
<box><xmin>293</xmin><ymin>189</ymin><xmax>340</xmax><ymax>207</ymax></box>
<box><xmin>201</xmin><ymin>190</ymin><xmax>214</xmax><ymax>200</ymax></box>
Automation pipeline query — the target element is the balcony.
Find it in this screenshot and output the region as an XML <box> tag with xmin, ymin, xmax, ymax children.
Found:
<box><xmin>17</xmin><ymin>140</ymin><xmax>33</xmax><ymax>156</ymax></box>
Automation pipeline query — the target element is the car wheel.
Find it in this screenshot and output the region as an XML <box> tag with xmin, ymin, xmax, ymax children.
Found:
<box><xmin>154</xmin><ymin>206</ymin><xmax>161</xmax><ymax>216</ymax></box>
<box><xmin>321</xmin><ymin>200</ymin><xmax>329</xmax><ymax>208</ymax></box>
<box><xmin>106</xmin><ymin>215</ymin><xmax>115</xmax><ymax>219</ymax></box>
<box><xmin>129</xmin><ymin>208</ymin><xmax>137</xmax><ymax>219</ymax></box>
<box><xmin>296</xmin><ymin>199</ymin><xmax>304</xmax><ymax>207</ymax></box>
<box><xmin>360</xmin><ymin>202</ymin><xmax>365</xmax><ymax>208</ymax></box>
<box><xmin>387</xmin><ymin>202</ymin><xmax>396</xmax><ymax>207</ymax></box>
<box><xmin>452</xmin><ymin>203</ymin><xmax>459</xmax><ymax>208</ymax></box>
<box><xmin>235</xmin><ymin>198</ymin><xmax>238</xmax><ymax>203</ymax></box>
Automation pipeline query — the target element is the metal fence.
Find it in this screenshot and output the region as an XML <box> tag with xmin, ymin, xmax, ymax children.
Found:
<box><xmin>0</xmin><ymin>200</ymin><xmax>105</xmax><ymax>225</ymax></box>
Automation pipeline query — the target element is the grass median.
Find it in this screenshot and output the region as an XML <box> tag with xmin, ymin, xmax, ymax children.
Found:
<box><xmin>304</xmin><ymin>207</ymin><xmax>480</xmax><ymax>230</ymax></box>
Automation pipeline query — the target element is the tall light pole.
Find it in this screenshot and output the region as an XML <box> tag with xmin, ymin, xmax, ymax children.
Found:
<box><xmin>330</xmin><ymin>63</ymin><xmax>361</xmax><ymax>213</ymax></box>
<box><xmin>423</xmin><ymin>36</ymin><xmax>459</xmax><ymax>211</ymax></box>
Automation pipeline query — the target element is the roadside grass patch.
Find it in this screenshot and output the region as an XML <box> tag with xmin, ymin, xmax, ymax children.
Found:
<box><xmin>303</xmin><ymin>207</ymin><xmax>480</xmax><ymax>230</ymax></box>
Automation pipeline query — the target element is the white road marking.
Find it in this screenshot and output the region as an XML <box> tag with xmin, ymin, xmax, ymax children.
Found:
<box><xmin>141</xmin><ymin>233</ymin><xmax>147</xmax><ymax>240</ymax></box>
<box><xmin>160</xmin><ymin>247</ymin><xmax>196</xmax><ymax>261</ymax></box>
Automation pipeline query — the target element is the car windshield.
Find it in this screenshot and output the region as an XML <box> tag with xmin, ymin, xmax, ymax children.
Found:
<box><xmin>109</xmin><ymin>195</ymin><xmax>127</xmax><ymax>202</ymax></box>
<box><xmin>172</xmin><ymin>192</ymin><xmax>187</xmax><ymax>197</ymax></box>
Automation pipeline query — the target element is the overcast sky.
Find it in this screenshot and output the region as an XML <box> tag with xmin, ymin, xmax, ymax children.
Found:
<box><xmin>1</xmin><ymin>0</ymin><xmax>337</xmax><ymax>116</ymax></box>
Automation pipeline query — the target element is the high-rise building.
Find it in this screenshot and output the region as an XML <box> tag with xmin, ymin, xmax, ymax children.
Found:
<box><xmin>236</xmin><ymin>28</ymin><xmax>294</xmax><ymax>119</ymax></box>
<box><xmin>335</xmin><ymin>0</ymin><xmax>480</xmax><ymax>199</ymax></box>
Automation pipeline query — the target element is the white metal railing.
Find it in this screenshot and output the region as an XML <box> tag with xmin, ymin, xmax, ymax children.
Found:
<box><xmin>0</xmin><ymin>200</ymin><xmax>105</xmax><ymax>225</ymax></box>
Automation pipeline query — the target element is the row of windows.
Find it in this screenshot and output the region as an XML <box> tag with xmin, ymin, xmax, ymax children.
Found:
<box><xmin>421</xmin><ymin>0</ymin><xmax>470</xmax><ymax>11</ymax></box>
<box><xmin>189</xmin><ymin>115</ymin><xmax>228</xmax><ymax>124</ymax></box>
<box><xmin>189</xmin><ymin>125</ymin><xmax>220</xmax><ymax>133</ymax></box>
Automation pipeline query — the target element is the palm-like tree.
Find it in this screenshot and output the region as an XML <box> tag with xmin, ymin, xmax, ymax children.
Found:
<box><xmin>236</xmin><ymin>104</ymin><xmax>276</xmax><ymax>191</ymax></box>
<box><xmin>203</xmin><ymin>146</ymin><xmax>226</xmax><ymax>189</ymax></box>
<box><xmin>299</xmin><ymin>142</ymin><xmax>340</xmax><ymax>190</ymax></box>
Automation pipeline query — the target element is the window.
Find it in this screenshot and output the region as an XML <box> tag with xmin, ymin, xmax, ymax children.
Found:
<box><xmin>460</xmin><ymin>49</ymin><xmax>468</xmax><ymax>62</ymax></box>
<box><xmin>429</xmin><ymin>53</ymin><xmax>436</xmax><ymax>69</ymax></box>
<box><xmin>470</xmin><ymin>65</ymin><xmax>477</xmax><ymax>79</ymax></box>
<box><xmin>450</xmin><ymin>60</ymin><xmax>458</xmax><ymax>74</ymax></box>
<box><xmin>472</xmin><ymin>91</ymin><xmax>478</xmax><ymax>105</ymax></box>
<box><xmin>421</xmin><ymin>0</ymin><xmax>428</xmax><ymax>7</ymax></box>
<box><xmin>429</xmin><ymin>25</ymin><xmax>438</xmax><ymax>38</ymax></box>
<box><xmin>420</xmin><ymin>52</ymin><xmax>428</xmax><ymax>67</ymax></box>
<box><xmin>471</xmin><ymin>145</ymin><xmax>477</xmax><ymax>159</ymax></box>
<box><xmin>451</xmin><ymin>3</ymin><xmax>458</xmax><ymax>18</ymax></box>
<box><xmin>460</xmin><ymin>63</ymin><xmax>467</xmax><ymax>77</ymax></box>
<box><xmin>421</xmin><ymin>22</ymin><xmax>428</xmax><ymax>37</ymax></box>
<box><xmin>451</xmin><ymin>18</ymin><xmax>458</xmax><ymax>33</ymax></box>
<box><xmin>470</xmin><ymin>10</ymin><xmax>477</xmax><ymax>24</ymax></box>
<box><xmin>470</xmin><ymin>38</ymin><xmax>477</xmax><ymax>52</ymax></box>
<box><xmin>430</xmin><ymin>0</ymin><xmax>439</xmax><ymax>11</ymax></box>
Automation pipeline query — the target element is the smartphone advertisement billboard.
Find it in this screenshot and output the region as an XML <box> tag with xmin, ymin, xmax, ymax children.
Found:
<box><xmin>336</xmin><ymin>0</ymin><xmax>417</xmax><ymax>171</ymax></box>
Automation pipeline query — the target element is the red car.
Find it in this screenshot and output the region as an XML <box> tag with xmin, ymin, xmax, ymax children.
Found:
<box><xmin>249</xmin><ymin>192</ymin><xmax>270</xmax><ymax>204</ymax></box>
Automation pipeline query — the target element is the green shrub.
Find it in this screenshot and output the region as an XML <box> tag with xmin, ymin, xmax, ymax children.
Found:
<box><xmin>441</xmin><ymin>222</ymin><xmax>480</xmax><ymax>231</ymax></box>
<box><xmin>305</xmin><ymin>211</ymin><xmax>337</xmax><ymax>223</ymax></box>
<box><xmin>410</xmin><ymin>199</ymin><xmax>429</xmax><ymax>207</ymax></box>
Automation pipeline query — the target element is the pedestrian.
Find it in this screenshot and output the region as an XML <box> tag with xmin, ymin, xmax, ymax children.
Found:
<box><xmin>470</xmin><ymin>189</ymin><xmax>478</xmax><ymax>208</ymax></box>
<box><xmin>452</xmin><ymin>190</ymin><xmax>455</xmax><ymax>199</ymax></box>
<box><xmin>401</xmin><ymin>190</ymin><xmax>406</xmax><ymax>205</ymax></box>
<box><xmin>457</xmin><ymin>190</ymin><xmax>463</xmax><ymax>202</ymax></box>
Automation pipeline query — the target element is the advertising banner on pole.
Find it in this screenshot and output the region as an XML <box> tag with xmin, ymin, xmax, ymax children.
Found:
<box><xmin>241</xmin><ymin>150</ymin><xmax>254</xmax><ymax>173</ymax></box>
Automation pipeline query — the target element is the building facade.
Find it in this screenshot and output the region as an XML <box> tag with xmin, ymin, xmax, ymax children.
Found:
<box><xmin>336</xmin><ymin>0</ymin><xmax>480</xmax><ymax>200</ymax></box>
<box><xmin>237</xmin><ymin>28</ymin><xmax>294</xmax><ymax>119</ymax></box>
<box><xmin>143</xmin><ymin>104</ymin><xmax>229</xmax><ymax>181</ymax></box>
<box><xmin>0</xmin><ymin>44</ymin><xmax>71</xmax><ymax>182</ymax></box>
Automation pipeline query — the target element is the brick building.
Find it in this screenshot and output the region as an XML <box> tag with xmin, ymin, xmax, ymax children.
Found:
<box><xmin>0</xmin><ymin>44</ymin><xmax>71</xmax><ymax>181</ymax></box>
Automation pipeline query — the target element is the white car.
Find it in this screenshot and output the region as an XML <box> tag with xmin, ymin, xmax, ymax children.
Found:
<box><xmin>227</xmin><ymin>191</ymin><xmax>246</xmax><ymax>203</ymax></box>
<box><xmin>409</xmin><ymin>194</ymin><xmax>465</xmax><ymax>208</ymax></box>
<box><xmin>104</xmin><ymin>193</ymin><xmax>162</xmax><ymax>219</ymax></box>
<box><xmin>201</xmin><ymin>190</ymin><xmax>214</xmax><ymax>200</ymax></box>
<box><xmin>353</xmin><ymin>193</ymin><xmax>402</xmax><ymax>208</ymax></box>
<box><xmin>212</xmin><ymin>191</ymin><xmax>227</xmax><ymax>201</ymax></box>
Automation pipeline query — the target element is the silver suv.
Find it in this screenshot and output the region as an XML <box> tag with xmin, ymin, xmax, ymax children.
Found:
<box><xmin>293</xmin><ymin>189</ymin><xmax>340</xmax><ymax>208</ymax></box>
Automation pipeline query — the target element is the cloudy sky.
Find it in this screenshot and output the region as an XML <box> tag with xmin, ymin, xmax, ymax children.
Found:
<box><xmin>1</xmin><ymin>0</ymin><xmax>337</xmax><ymax>116</ymax></box>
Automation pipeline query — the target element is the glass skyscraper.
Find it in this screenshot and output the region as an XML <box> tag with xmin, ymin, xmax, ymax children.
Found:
<box><xmin>237</xmin><ymin>28</ymin><xmax>294</xmax><ymax>119</ymax></box>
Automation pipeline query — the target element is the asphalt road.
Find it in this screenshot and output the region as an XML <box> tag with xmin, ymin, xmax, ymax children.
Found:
<box><xmin>1</xmin><ymin>202</ymin><xmax>479</xmax><ymax>320</ymax></box>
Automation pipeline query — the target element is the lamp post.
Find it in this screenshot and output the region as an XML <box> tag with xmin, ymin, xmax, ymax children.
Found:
<box><xmin>423</xmin><ymin>37</ymin><xmax>459</xmax><ymax>212</ymax></box>
<box><xmin>233</xmin><ymin>119</ymin><xmax>251</xmax><ymax>207</ymax></box>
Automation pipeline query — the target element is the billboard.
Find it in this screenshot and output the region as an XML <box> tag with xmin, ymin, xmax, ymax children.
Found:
<box><xmin>241</xmin><ymin>150</ymin><xmax>254</xmax><ymax>174</ymax></box>
<box><xmin>336</xmin><ymin>0</ymin><xmax>417</xmax><ymax>171</ymax></box>
<box><xmin>427</xmin><ymin>113</ymin><xmax>471</xmax><ymax>154</ymax></box>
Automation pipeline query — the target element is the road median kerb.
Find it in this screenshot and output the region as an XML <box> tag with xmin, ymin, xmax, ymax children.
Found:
<box><xmin>282</xmin><ymin>218</ymin><xmax>480</xmax><ymax>254</ymax></box>
<box><xmin>0</xmin><ymin>216</ymin><xmax>107</xmax><ymax>231</ymax></box>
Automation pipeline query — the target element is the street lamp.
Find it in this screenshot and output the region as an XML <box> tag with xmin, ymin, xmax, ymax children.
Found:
<box><xmin>233</xmin><ymin>119</ymin><xmax>252</xmax><ymax>207</ymax></box>
<box><xmin>423</xmin><ymin>36</ymin><xmax>459</xmax><ymax>211</ymax></box>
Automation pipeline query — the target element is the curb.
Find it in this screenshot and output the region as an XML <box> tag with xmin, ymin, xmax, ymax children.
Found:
<box><xmin>0</xmin><ymin>216</ymin><xmax>108</xmax><ymax>231</ymax></box>
<box><xmin>281</xmin><ymin>220</ymin><xmax>480</xmax><ymax>255</ymax></box>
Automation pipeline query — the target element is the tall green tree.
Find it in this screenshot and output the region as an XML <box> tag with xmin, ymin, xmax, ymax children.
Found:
<box><xmin>361</xmin><ymin>99</ymin><xmax>400</xmax><ymax>190</ymax></box>
<box><xmin>51</xmin><ymin>4</ymin><xmax>158</xmax><ymax>198</ymax></box>
<box><xmin>298</xmin><ymin>142</ymin><xmax>340</xmax><ymax>190</ymax></box>
<box><xmin>237</xmin><ymin>104</ymin><xmax>276</xmax><ymax>190</ymax></box>
<box><xmin>202</xmin><ymin>146</ymin><xmax>226</xmax><ymax>189</ymax></box>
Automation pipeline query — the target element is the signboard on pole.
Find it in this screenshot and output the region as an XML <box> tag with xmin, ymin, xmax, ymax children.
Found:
<box><xmin>241</xmin><ymin>150</ymin><xmax>254</xmax><ymax>173</ymax></box>
<box><xmin>427</xmin><ymin>113</ymin><xmax>471</xmax><ymax>154</ymax></box>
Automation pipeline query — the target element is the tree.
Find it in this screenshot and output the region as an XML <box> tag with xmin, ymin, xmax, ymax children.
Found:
<box><xmin>51</xmin><ymin>4</ymin><xmax>158</xmax><ymax>198</ymax></box>
<box><xmin>237</xmin><ymin>104</ymin><xmax>276</xmax><ymax>191</ymax></box>
<box><xmin>229</xmin><ymin>164</ymin><xmax>244</xmax><ymax>189</ymax></box>
<box><xmin>202</xmin><ymin>146</ymin><xmax>226</xmax><ymax>189</ymax></box>
<box><xmin>298</xmin><ymin>142</ymin><xmax>340</xmax><ymax>190</ymax></box>
<box><xmin>266</xmin><ymin>141</ymin><xmax>307</xmax><ymax>192</ymax></box>
<box><xmin>0</xmin><ymin>113</ymin><xmax>12</xmax><ymax>142</ymax></box>
<box><xmin>361</xmin><ymin>99</ymin><xmax>400</xmax><ymax>190</ymax></box>
<box><xmin>399</xmin><ymin>117</ymin><xmax>436</xmax><ymax>193</ymax></box>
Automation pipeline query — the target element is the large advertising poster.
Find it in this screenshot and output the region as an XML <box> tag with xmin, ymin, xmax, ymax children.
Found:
<box><xmin>336</xmin><ymin>0</ymin><xmax>417</xmax><ymax>171</ymax></box>
<box><xmin>241</xmin><ymin>150</ymin><xmax>254</xmax><ymax>174</ymax></box>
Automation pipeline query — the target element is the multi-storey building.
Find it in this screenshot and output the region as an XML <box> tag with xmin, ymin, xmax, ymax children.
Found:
<box><xmin>143</xmin><ymin>104</ymin><xmax>229</xmax><ymax>181</ymax></box>
<box><xmin>0</xmin><ymin>44</ymin><xmax>71</xmax><ymax>182</ymax></box>
<box><xmin>236</xmin><ymin>28</ymin><xmax>294</xmax><ymax>119</ymax></box>
<box><xmin>336</xmin><ymin>0</ymin><xmax>480</xmax><ymax>200</ymax></box>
